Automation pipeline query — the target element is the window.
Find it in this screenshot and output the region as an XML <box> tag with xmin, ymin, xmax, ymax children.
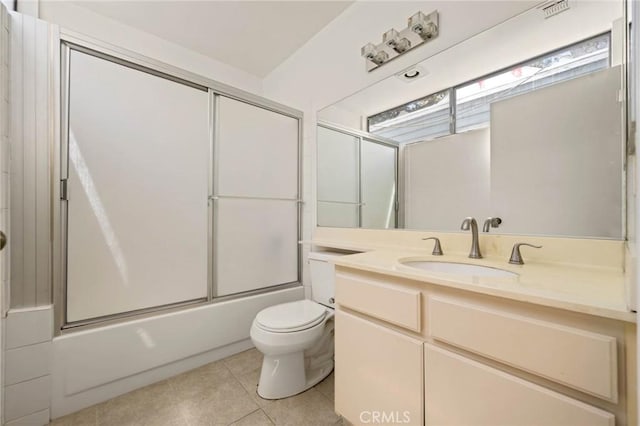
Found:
<box><xmin>368</xmin><ymin>89</ymin><xmax>450</xmax><ymax>144</ymax></box>
<box><xmin>367</xmin><ymin>33</ymin><xmax>610</xmax><ymax>143</ymax></box>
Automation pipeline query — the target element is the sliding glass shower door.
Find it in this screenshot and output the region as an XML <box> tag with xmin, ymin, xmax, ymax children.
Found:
<box><xmin>61</xmin><ymin>44</ymin><xmax>302</xmax><ymax>328</ymax></box>
<box><xmin>64</xmin><ymin>48</ymin><xmax>210</xmax><ymax>323</ymax></box>
<box><xmin>316</xmin><ymin>125</ymin><xmax>398</xmax><ymax>229</ymax></box>
<box><xmin>316</xmin><ymin>126</ymin><xmax>360</xmax><ymax>228</ymax></box>
<box><xmin>213</xmin><ymin>96</ymin><xmax>300</xmax><ymax>297</ymax></box>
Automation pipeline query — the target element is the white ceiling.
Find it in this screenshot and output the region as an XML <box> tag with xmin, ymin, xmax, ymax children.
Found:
<box><xmin>70</xmin><ymin>1</ymin><xmax>353</xmax><ymax>77</ymax></box>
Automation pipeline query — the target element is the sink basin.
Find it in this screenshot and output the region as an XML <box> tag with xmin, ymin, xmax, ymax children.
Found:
<box><xmin>401</xmin><ymin>261</ymin><xmax>518</xmax><ymax>278</ymax></box>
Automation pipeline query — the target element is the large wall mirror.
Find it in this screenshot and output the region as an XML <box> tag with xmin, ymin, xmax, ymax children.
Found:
<box><xmin>317</xmin><ymin>0</ymin><xmax>629</xmax><ymax>239</ymax></box>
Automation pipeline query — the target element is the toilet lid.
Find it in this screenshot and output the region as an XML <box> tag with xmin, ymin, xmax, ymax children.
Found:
<box><xmin>256</xmin><ymin>300</ymin><xmax>327</xmax><ymax>333</ymax></box>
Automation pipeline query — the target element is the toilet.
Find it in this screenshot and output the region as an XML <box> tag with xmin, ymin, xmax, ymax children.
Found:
<box><xmin>250</xmin><ymin>251</ymin><xmax>346</xmax><ymax>399</ymax></box>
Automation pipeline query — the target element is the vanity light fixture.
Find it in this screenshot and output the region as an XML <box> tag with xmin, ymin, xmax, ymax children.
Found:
<box><xmin>409</xmin><ymin>11</ymin><xmax>438</xmax><ymax>40</ymax></box>
<box><xmin>383</xmin><ymin>29</ymin><xmax>411</xmax><ymax>54</ymax></box>
<box><xmin>361</xmin><ymin>10</ymin><xmax>439</xmax><ymax>72</ymax></box>
<box><xmin>361</xmin><ymin>43</ymin><xmax>389</xmax><ymax>66</ymax></box>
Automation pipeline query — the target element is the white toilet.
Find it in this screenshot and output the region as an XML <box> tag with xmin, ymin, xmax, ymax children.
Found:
<box><xmin>250</xmin><ymin>251</ymin><xmax>346</xmax><ymax>399</ymax></box>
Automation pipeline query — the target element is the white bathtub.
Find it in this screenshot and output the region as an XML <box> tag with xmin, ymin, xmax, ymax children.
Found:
<box><xmin>51</xmin><ymin>286</ymin><xmax>303</xmax><ymax>418</ymax></box>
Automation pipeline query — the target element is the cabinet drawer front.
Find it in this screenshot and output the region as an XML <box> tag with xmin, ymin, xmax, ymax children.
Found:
<box><xmin>425</xmin><ymin>344</ymin><xmax>615</xmax><ymax>426</ymax></box>
<box><xmin>336</xmin><ymin>310</ymin><xmax>424</xmax><ymax>426</ymax></box>
<box><xmin>336</xmin><ymin>272</ymin><xmax>421</xmax><ymax>332</ymax></box>
<box><xmin>428</xmin><ymin>297</ymin><xmax>618</xmax><ymax>401</ymax></box>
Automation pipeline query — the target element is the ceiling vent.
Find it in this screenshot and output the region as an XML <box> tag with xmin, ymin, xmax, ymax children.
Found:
<box><xmin>539</xmin><ymin>0</ymin><xmax>570</xmax><ymax>19</ymax></box>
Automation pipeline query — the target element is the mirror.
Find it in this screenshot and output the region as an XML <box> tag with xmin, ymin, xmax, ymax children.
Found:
<box><xmin>317</xmin><ymin>1</ymin><xmax>627</xmax><ymax>239</ymax></box>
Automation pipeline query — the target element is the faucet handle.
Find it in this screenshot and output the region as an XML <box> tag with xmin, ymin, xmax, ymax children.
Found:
<box><xmin>422</xmin><ymin>237</ymin><xmax>443</xmax><ymax>256</ymax></box>
<box><xmin>483</xmin><ymin>217</ymin><xmax>502</xmax><ymax>232</ymax></box>
<box><xmin>509</xmin><ymin>243</ymin><xmax>542</xmax><ymax>265</ymax></box>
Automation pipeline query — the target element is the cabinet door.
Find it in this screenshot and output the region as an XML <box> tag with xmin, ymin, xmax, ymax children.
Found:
<box><xmin>427</xmin><ymin>296</ymin><xmax>618</xmax><ymax>401</ymax></box>
<box><xmin>335</xmin><ymin>310</ymin><xmax>423</xmax><ymax>426</ymax></box>
<box><xmin>424</xmin><ymin>343</ymin><xmax>614</xmax><ymax>426</ymax></box>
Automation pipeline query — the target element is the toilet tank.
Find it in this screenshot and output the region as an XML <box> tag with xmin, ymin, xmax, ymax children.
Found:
<box><xmin>308</xmin><ymin>251</ymin><xmax>352</xmax><ymax>308</ymax></box>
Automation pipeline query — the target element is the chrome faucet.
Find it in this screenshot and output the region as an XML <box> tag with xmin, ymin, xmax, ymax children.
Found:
<box><xmin>422</xmin><ymin>237</ymin><xmax>443</xmax><ymax>256</ymax></box>
<box><xmin>460</xmin><ymin>217</ymin><xmax>482</xmax><ymax>259</ymax></box>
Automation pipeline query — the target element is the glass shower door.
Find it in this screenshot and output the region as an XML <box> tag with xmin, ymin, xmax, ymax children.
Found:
<box><xmin>316</xmin><ymin>126</ymin><xmax>360</xmax><ymax>227</ymax></box>
<box><xmin>213</xmin><ymin>96</ymin><xmax>300</xmax><ymax>297</ymax></box>
<box><xmin>64</xmin><ymin>48</ymin><xmax>210</xmax><ymax>323</ymax></box>
<box><xmin>361</xmin><ymin>139</ymin><xmax>397</xmax><ymax>229</ymax></box>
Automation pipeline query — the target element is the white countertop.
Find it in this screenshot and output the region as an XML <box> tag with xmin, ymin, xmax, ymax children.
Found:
<box><xmin>326</xmin><ymin>248</ymin><xmax>635</xmax><ymax>323</ymax></box>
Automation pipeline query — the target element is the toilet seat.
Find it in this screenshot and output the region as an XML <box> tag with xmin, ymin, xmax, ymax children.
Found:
<box><xmin>256</xmin><ymin>300</ymin><xmax>327</xmax><ymax>333</ymax></box>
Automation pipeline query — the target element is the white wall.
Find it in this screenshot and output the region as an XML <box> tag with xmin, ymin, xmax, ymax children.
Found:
<box><xmin>5</xmin><ymin>12</ymin><xmax>53</xmax><ymax>425</ymax></box>
<box><xmin>263</xmin><ymin>1</ymin><xmax>541</xmax><ymax>111</ymax></box>
<box><xmin>319</xmin><ymin>103</ymin><xmax>363</xmax><ymax>130</ymax></box>
<box><xmin>38</xmin><ymin>1</ymin><xmax>262</xmax><ymax>95</ymax></box>
<box><xmin>490</xmin><ymin>66</ymin><xmax>623</xmax><ymax>239</ymax></box>
<box><xmin>4</xmin><ymin>306</ymin><xmax>52</xmax><ymax>425</ymax></box>
<box><xmin>9</xmin><ymin>11</ymin><xmax>56</xmax><ymax>309</ymax></box>
<box><xmin>405</xmin><ymin>128</ymin><xmax>491</xmax><ymax>231</ymax></box>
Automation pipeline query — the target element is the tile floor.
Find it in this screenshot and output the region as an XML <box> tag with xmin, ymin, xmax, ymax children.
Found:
<box><xmin>50</xmin><ymin>348</ymin><xmax>342</xmax><ymax>426</ymax></box>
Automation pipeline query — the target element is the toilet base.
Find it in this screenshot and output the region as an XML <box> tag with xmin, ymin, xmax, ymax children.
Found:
<box><xmin>257</xmin><ymin>352</ymin><xmax>334</xmax><ymax>400</ymax></box>
<box><xmin>257</xmin><ymin>320</ymin><xmax>335</xmax><ymax>400</ymax></box>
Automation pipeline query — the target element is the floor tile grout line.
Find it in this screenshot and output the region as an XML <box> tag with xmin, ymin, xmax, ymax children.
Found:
<box><xmin>222</xmin><ymin>352</ymin><xmax>265</xmax><ymax>412</ymax></box>
<box><xmin>315</xmin><ymin>388</ymin><xmax>333</xmax><ymax>406</ymax></box>
<box><xmin>224</xmin><ymin>407</ymin><xmax>261</xmax><ymax>426</ymax></box>
<box><xmin>219</xmin><ymin>361</ymin><xmax>264</xmax><ymax>424</ymax></box>
<box><xmin>222</xmin><ymin>349</ymin><xmax>261</xmax><ymax>379</ymax></box>
<box><xmin>223</xmin><ymin>358</ymin><xmax>245</xmax><ymax>382</ymax></box>
<box><xmin>264</xmin><ymin>409</ymin><xmax>276</xmax><ymax>426</ymax></box>
<box><xmin>263</xmin><ymin>408</ymin><xmax>277</xmax><ymax>426</ymax></box>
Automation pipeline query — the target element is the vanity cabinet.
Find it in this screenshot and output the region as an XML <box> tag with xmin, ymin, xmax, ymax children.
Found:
<box><xmin>427</xmin><ymin>296</ymin><xmax>618</xmax><ymax>402</ymax></box>
<box><xmin>334</xmin><ymin>267</ymin><xmax>635</xmax><ymax>426</ymax></box>
<box><xmin>424</xmin><ymin>344</ymin><xmax>614</xmax><ymax>426</ymax></box>
<box><xmin>335</xmin><ymin>310</ymin><xmax>424</xmax><ymax>426</ymax></box>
